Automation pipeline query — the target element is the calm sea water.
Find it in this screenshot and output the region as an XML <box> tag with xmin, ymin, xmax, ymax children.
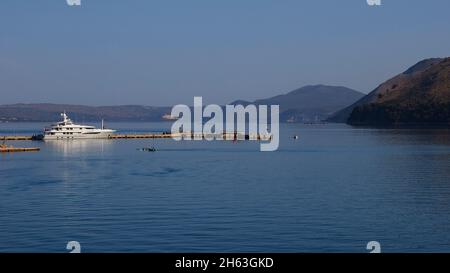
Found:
<box><xmin>1</xmin><ymin>122</ymin><xmax>450</xmax><ymax>253</ymax></box>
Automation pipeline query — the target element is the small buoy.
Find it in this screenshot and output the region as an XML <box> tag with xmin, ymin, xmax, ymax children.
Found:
<box><xmin>138</xmin><ymin>147</ymin><xmax>157</xmax><ymax>152</ymax></box>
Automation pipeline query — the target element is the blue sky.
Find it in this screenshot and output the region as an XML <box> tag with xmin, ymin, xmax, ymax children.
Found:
<box><xmin>0</xmin><ymin>0</ymin><xmax>449</xmax><ymax>106</ymax></box>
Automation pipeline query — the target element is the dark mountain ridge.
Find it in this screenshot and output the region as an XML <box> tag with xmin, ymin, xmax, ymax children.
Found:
<box><xmin>329</xmin><ymin>57</ymin><xmax>450</xmax><ymax>125</ymax></box>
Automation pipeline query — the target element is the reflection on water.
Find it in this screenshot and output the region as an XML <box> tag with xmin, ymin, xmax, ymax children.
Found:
<box><xmin>44</xmin><ymin>139</ymin><xmax>113</xmax><ymax>157</ymax></box>
<box><xmin>366</xmin><ymin>128</ymin><xmax>450</xmax><ymax>146</ymax></box>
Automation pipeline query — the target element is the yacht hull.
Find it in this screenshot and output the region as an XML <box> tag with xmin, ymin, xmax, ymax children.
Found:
<box><xmin>43</xmin><ymin>132</ymin><xmax>115</xmax><ymax>140</ymax></box>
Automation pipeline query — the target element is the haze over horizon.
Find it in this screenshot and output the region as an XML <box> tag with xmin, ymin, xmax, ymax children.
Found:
<box><xmin>1</xmin><ymin>0</ymin><xmax>449</xmax><ymax>106</ymax></box>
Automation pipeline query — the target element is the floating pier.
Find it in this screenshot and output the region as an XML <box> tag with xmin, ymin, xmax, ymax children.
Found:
<box><xmin>1</xmin><ymin>136</ymin><xmax>34</xmax><ymax>141</ymax></box>
<box><xmin>109</xmin><ymin>133</ymin><xmax>173</xmax><ymax>139</ymax></box>
<box><xmin>0</xmin><ymin>144</ymin><xmax>40</xmax><ymax>153</ymax></box>
<box><xmin>0</xmin><ymin>147</ymin><xmax>40</xmax><ymax>153</ymax></box>
<box><xmin>1</xmin><ymin>132</ymin><xmax>271</xmax><ymax>141</ymax></box>
<box><xmin>110</xmin><ymin>132</ymin><xmax>271</xmax><ymax>140</ymax></box>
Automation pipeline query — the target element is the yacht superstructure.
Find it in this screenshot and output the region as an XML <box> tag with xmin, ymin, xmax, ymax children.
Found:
<box><xmin>43</xmin><ymin>112</ymin><xmax>115</xmax><ymax>140</ymax></box>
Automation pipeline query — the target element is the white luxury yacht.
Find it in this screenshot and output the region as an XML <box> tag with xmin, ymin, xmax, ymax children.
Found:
<box><xmin>43</xmin><ymin>112</ymin><xmax>116</xmax><ymax>140</ymax></box>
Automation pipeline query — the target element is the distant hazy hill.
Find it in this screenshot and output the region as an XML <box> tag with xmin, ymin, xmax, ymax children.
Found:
<box><xmin>329</xmin><ymin>57</ymin><xmax>450</xmax><ymax>125</ymax></box>
<box><xmin>0</xmin><ymin>85</ymin><xmax>363</xmax><ymax>123</ymax></box>
<box><xmin>0</xmin><ymin>104</ymin><xmax>171</xmax><ymax>122</ymax></box>
<box><xmin>231</xmin><ymin>85</ymin><xmax>364</xmax><ymax>123</ymax></box>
